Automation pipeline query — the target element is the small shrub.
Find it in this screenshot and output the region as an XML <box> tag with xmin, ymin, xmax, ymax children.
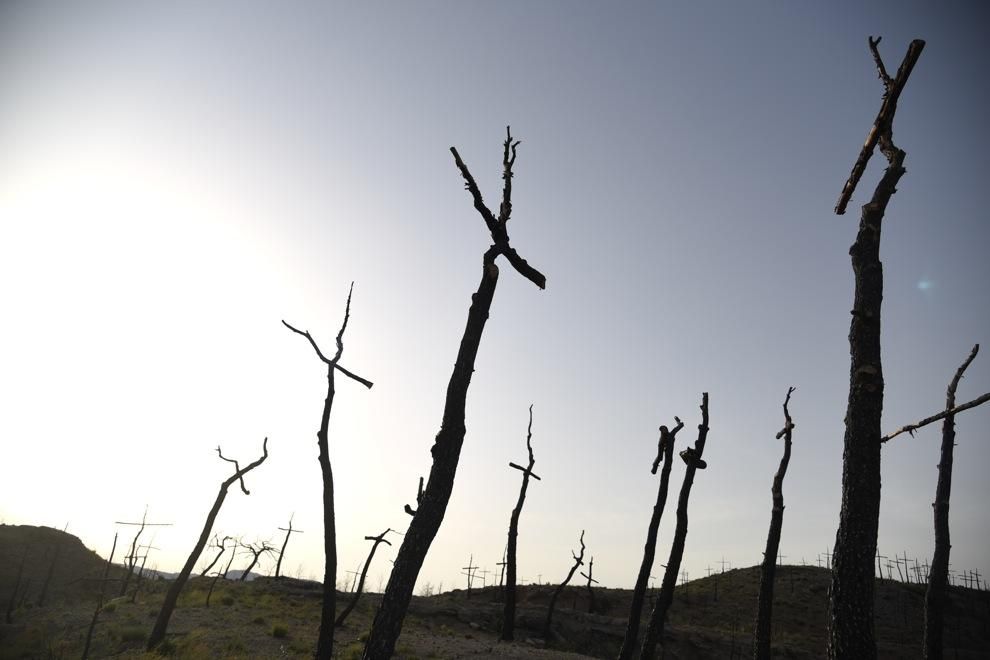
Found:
<box><xmin>155</xmin><ymin>638</ymin><xmax>177</xmax><ymax>656</ymax></box>
<box><xmin>102</xmin><ymin>601</ymin><xmax>117</xmax><ymax>613</ymax></box>
<box><xmin>252</xmin><ymin>615</ymin><xmax>266</xmax><ymax>625</ymax></box>
<box><xmin>118</xmin><ymin>625</ymin><xmax>147</xmax><ymax>643</ymax></box>
<box><xmin>220</xmin><ymin>595</ymin><xmax>235</xmax><ymax>606</ymax></box>
<box><xmin>339</xmin><ymin>642</ymin><xmax>363</xmax><ymax>660</ymax></box>
<box><xmin>271</xmin><ymin>623</ymin><xmax>289</xmax><ymax>638</ymax></box>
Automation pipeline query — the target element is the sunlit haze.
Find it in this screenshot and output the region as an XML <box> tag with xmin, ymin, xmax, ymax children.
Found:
<box><xmin>2</xmin><ymin>2</ymin><xmax>988</xmax><ymax>594</ymax></box>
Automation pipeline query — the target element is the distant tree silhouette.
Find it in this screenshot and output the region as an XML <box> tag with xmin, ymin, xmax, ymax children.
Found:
<box><xmin>502</xmin><ymin>405</ymin><xmax>541</xmax><ymax>641</ymax></box>
<box><xmin>336</xmin><ymin>529</ymin><xmax>394</xmax><ymax>627</ymax></box>
<box><xmin>239</xmin><ymin>541</ymin><xmax>275</xmax><ymax>580</ymax></box>
<box><xmin>618</xmin><ymin>416</ymin><xmax>684</xmax><ymax>660</ymax></box>
<box><xmin>283</xmin><ymin>283</ymin><xmax>374</xmax><ymax>660</ymax></box>
<box><xmin>753</xmin><ymin>387</ymin><xmax>796</xmax><ymax>660</ymax></box>
<box><xmin>641</xmin><ymin>393</ymin><xmax>710</xmax><ymax>660</ymax></box>
<box><xmin>200</xmin><ymin>534</ymin><xmax>232</xmax><ymax>577</ymax></box>
<box><xmin>147</xmin><ymin>438</ymin><xmax>269</xmax><ymax>650</ymax></box>
<box><xmin>580</xmin><ymin>556</ymin><xmax>598</xmax><ymax>614</ymax></box>
<box><xmin>274</xmin><ymin>514</ymin><xmax>303</xmax><ymax>579</ymax></box>
<box><xmin>543</xmin><ymin>530</ymin><xmax>586</xmax><ymax>641</ymax></box>
<box><xmin>363</xmin><ymin>127</ymin><xmax>546</xmax><ymax>660</ymax></box>
<box><xmin>827</xmin><ymin>36</ymin><xmax>924</xmax><ymax>660</ymax></box>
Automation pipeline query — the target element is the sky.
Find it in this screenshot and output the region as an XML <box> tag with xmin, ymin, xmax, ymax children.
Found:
<box><xmin>1</xmin><ymin>2</ymin><xmax>988</xmax><ymax>595</ymax></box>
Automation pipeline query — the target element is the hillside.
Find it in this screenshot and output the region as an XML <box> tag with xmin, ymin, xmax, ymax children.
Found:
<box><xmin>1</xmin><ymin>525</ymin><xmax>988</xmax><ymax>658</ymax></box>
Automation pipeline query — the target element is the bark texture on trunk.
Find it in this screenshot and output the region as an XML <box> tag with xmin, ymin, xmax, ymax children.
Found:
<box><xmin>641</xmin><ymin>393</ymin><xmax>710</xmax><ymax>660</ymax></box>
<box><xmin>753</xmin><ymin>387</ymin><xmax>795</xmax><ymax>660</ymax></box>
<box><xmin>827</xmin><ymin>37</ymin><xmax>924</xmax><ymax>660</ymax></box>
<box><xmin>363</xmin><ymin>128</ymin><xmax>544</xmax><ymax>660</ymax></box>
<box><xmin>617</xmin><ymin>417</ymin><xmax>683</xmax><ymax>660</ymax></box>
<box><xmin>924</xmin><ymin>345</ymin><xmax>979</xmax><ymax>660</ymax></box>
<box><xmin>147</xmin><ymin>439</ymin><xmax>268</xmax><ymax>650</ymax></box>
<box><xmin>502</xmin><ymin>405</ymin><xmax>540</xmax><ymax>641</ymax></box>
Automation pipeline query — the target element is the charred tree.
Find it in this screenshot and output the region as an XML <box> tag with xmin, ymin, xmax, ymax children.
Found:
<box><xmin>336</xmin><ymin>529</ymin><xmax>394</xmax><ymax>627</ymax></box>
<box><xmin>363</xmin><ymin>127</ymin><xmax>546</xmax><ymax>660</ymax></box>
<box><xmin>753</xmin><ymin>387</ymin><xmax>796</xmax><ymax>660</ymax></box>
<box><xmin>147</xmin><ymin>438</ymin><xmax>269</xmax><ymax>650</ymax></box>
<box><xmin>641</xmin><ymin>393</ymin><xmax>711</xmax><ymax>660</ymax></box>
<box><xmin>543</xmin><ymin>530</ymin><xmax>586</xmax><ymax>641</ymax></box>
<box><xmin>284</xmin><ymin>283</ymin><xmax>373</xmax><ymax>660</ymax></box>
<box><xmin>200</xmin><ymin>535</ymin><xmax>232</xmax><ymax>577</ymax></box>
<box><xmin>919</xmin><ymin>345</ymin><xmax>984</xmax><ymax>659</ymax></box>
<box><xmin>274</xmin><ymin>515</ymin><xmax>303</xmax><ymax>579</ymax></box>
<box><xmin>502</xmin><ymin>404</ymin><xmax>541</xmax><ymax>641</ymax></box>
<box><xmin>827</xmin><ymin>37</ymin><xmax>925</xmax><ymax>660</ymax></box>
<box><xmin>618</xmin><ymin>416</ymin><xmax>684</xmax><ymax>660</ymax></box>
<box><xmin>221</xmin><ymin>538</ymin><xmax>240</xmax><ymax>579</ymax></box>
<box><xmin>240</xmin><ymin>542</ymin><xmax>275</xmax><ymax>580</ymax></box>
<box><xmin>581</xmin><ymin>556</ymin><xmax>598</xmax><ymax>614</ymax></box>
<box><xmin>81</xmin><ymin>533</ymin><xmax>118</xmax><ymax>660</ymax></box>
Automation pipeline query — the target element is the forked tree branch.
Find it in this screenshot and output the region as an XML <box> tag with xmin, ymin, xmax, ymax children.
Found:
<box><xmin>834</xmin><ymin>37</ymin><xmax>925</xmax><ymax>215</ymax></box>
<box><xmin>282</xmin><ymin>318</ymin><xmax>374</xmax><ymax>389</ymax></box>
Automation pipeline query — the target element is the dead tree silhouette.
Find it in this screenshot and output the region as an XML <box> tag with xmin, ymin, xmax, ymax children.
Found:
<box><xmin>543</xmin><ymin>530</ymin><xmax>586</xmax><ymax>641</ymax></box>
<box><xmin>641</xmin><ymin>392</ymin><xmax>710</xmax><ymax>660</ymax></box>
<box><xmin>147</xmin><ymin>438</ymin><xmax>269</xmax><ymax>650</ymax></box>
<box><xmin>363</xmin><ymin>127</ymin><xmax>546</xmax><ymax>660</ymax></box>
<box><xmin>828</xmin><ymin>36</ymin><xmax>925</xmax><ymax>660</ymax></box>
<box><xmin>581</xmin><ymin>556</ymin><xmax>598</xmax><ymax>614</ymax></box>
<box><xmin>753</xmin><ymin>387</ymin><xmax>796</xmax><ymax>660</ymax></box>
<box><xmin>200</xmin><ymin>534</ymin><xmax>233</xmax><ymax>577</ymax></box>
<box><xmin>82</xmin><ymin>533</ymin><xmax>118</xmax><ymax>660</ymax></box>
<box><xmin>274</xmin><ymin>514</ymin><xmax>303</xmax><ymax>579</ymax></box>
<box><xmin>336</xmin><ymin>529</ymin><xmax>394</xmax><ymax>627</ymax></box>
<box><xmin>115</xmin><ymin>508</ymin><xmax>170</xmax><ymax>597</ymax></box>
<box><xmin>221</xmin><ymin>538</ymin><xmax>240</xmax><ymax>579</ymax></box>
<box><xmin>36</xmin><ymin>537</ymin><xmax>63</xmax><ymax>608</ymax></box>
<box><xmin>502</xmin><ymin>404</ymin><xmax>541</xmax><ymax>641</ymax></box>
<box><xmin>283</xmin><ymin>283</ymin><xmax>374</xmax><ymax>660</ymax></box>
<box><xmin>618</xmin><ymin>416</ymin><xmax>684</xmax><ymax>660</ymax></box>
<box><xmin>874</xmin><ymin>344</ymin><xmax>989</xmax><ymax>659</ymax></box>
<box><xmin>239</xmin><ymin>541</ymin><xmax>275</xmax><ymax>580</ymax></box>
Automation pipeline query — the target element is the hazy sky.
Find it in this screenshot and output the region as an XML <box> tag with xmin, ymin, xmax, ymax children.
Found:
<box><xmin>2</xmin><ymin>2</ymin><xmax>988</xmax><ymax>594</ymax></box>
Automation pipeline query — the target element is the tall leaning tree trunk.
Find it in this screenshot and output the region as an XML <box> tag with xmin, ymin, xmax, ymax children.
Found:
<box><xmin>363</xmin><ymin>127</ymin><xmax>546</xmax><ymax>660</ymax></box>
<box><xmin>827</xmin><ymin>37</ymin><xmax>924</xmax><ymax>660</ymax></box>
<box><xmin>147</xmin><ymin>438</ymin><xmax>269</xmax><ymax>650</ymax></box>
<box><xmin>925</xmin><ymin>345</ymin><xmax>979</xmax><ymax>659</ymax></box>
<box><xmin>641</xmin><ymin>392</ymin><xmax>710</xmax><ymax>660</ymax></box>
<box><xmin>753</xmin><ymin>387</ymin><xmax>796</xmax><ymax>660</ymax></box>
<box><xmin>502</xmin><ymin>405</ymin><xmax>540</xmax><ymax>641</ymax></box>
<box><xmin>283</xmin><ymin>284</ymin><xmax>374</xmax><ymax>660</ymax></box>
<box><xmin>617</xmin><ymin>417</ymin><xmax>684</xmax><ymax>660</ymax></box>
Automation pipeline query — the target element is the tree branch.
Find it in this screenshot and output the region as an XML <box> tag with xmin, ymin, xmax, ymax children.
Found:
<box><xmin>282</xmin><ymin>316</ymin><xmax>374</xmax><ymax>389</ymax></box>
<box><xmin>450</xmin><ymin>147</ymin><xmax>498</xmax><ymax>233</ymax></box>
<box><xmin>882</xmin><ymin>392</ymin><xmax>989</xmax><ymax>443</ymax></box>
<box><xmin>834</xmin><ymin>38</ymin><xmax>925</xmax><ymax>215</ymax></box>
<box><xmin>652</xmin><ymin>416</ymin><xmax>683</xmax><ymax>475</ymax></box>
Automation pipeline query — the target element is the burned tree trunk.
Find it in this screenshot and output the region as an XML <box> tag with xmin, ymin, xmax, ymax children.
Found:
<box><xmin>284</xmin><ymin>284</ymin><xmax>374</xmax><ymax>660</ymax></box>
<box><xmin>543</xmin><ymin>531</ymin><xmax>586</xmax><ymax>641</ymax></box>
<box><xmin>221</xmin><ymin>539</ymin><xmax>239</xmax><ymax>579</ymax></box>
<box><xmin>641</xmin><ymin>393</ymin><xmax>710</xmax><ymax>660</ymax></box>
<box><xmin>147</xmin><ymin>438</ymin><xmax>269</xmax><ymax>650</ymax></box>
<box><xmin>239</xmin><ymin>542</ymin><xmax>274</xmax><ymax>581</ymax></box>
<box><xmin>753</xmin><ymin>387</ymin><xmax>796</xmax><ymax>660</ymax></box>
<box><xmin>336</xmin><ymin>529</ymin><xmax>393</xmax><ymax>627</ymax></box>
<box><xmin>363</xmin><ymin>127</ymin><xmax>546</xmax><ymax>660</ymax></box>
<box><xmin>200</xmin><ymin>535</ymin><xmax>231</xmax><ymax>577</ymax></box>
<box><xmin>274</xmin><ymin>515</ymin><xmax>303</xmax><ymax>579</ymax></box>
<box><xmin>828</xmin><ymin>37</ymin><xmax>924</xmax><ymax>660</ymax></box>
<box><xmin>618</xmin><ymin>416</ymin><xmax>684</xmax><ymax>660</ymax></box>
<box><xmin>81</xmin><ymin>533</ymin><xmax>117</xmax><ymax>660</ymax></box>
<box><xmin>581</xmin><ymin>556</ymin><xmax>598</xmax><ymax>614</ymax></box>
<box><xmin>925</xmin><ymin>345</ymin><xmax>981</xmax><ymax>659</ymax></box>
<box><xmin>502</xmin><ymin>405</ymin><xmax>541</xmax><ymax>641</ymax></box>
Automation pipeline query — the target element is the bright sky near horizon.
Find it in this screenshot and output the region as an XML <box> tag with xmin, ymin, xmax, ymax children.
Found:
<box><xmin>1</xmin><ymin>2</ymin><xmax>988</xmax><ymax>594</ymax></box>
